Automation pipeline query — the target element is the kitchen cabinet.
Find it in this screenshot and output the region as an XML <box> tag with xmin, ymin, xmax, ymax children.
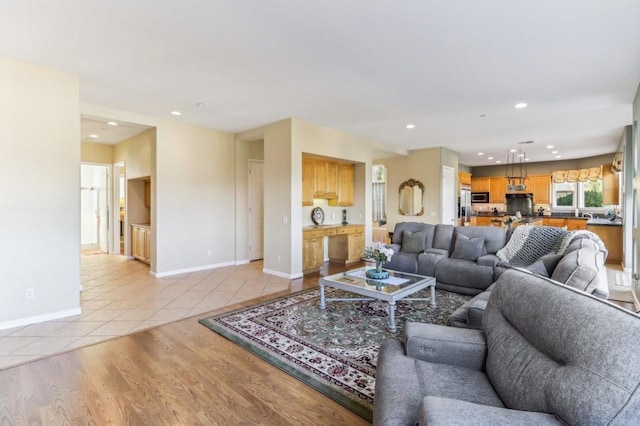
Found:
<box><xmin>131</xmin><ymin>224</ymin><xmax>151</xmax><ymax>264</ymax></box>
<box><xmin>313</xmin><ymin>160</ymin><xmax>338</xmax><ymax>199</ymax></box>
<box><xmin>531</xmin><ymin>175</ymin><xmax>551</xmax><ymax>204</ymax></box>
<box><xmin>565</xmin><ymin>218</ymin><xmax>588</xmax><ymax>230</ymax></box>
<box><xmin>328</xmin><ymin>225</ymin><xmax>365</xmax><ymax>264</ymax></box>
<box><xmin>332</xmin><ymin>163</ymin><xmax>354</xmax><ymax>206</ymax></box>
<box><xmin>543</xmin><ymin>218</ymin><xmax>566</xmax><ymax>227</ymax></box>
<box><xmin>475</xmin><ymin>216</ymin><xmax>493</xmax><ymax>226</ymax></box>
<box><xmin>471</xmin><ymin>177</ymin><xmax>490</xmax><ymax>193</ymax></box>
<box><xmin>490</xmin><ymin>178</ymin><xmax>507</xmax><ymax>203</ymax></box>
<box><xmin>587</xmin><ymin>224</ymin><xmax>622</xmax><ymax>263</ymax></box>
<box><xmin>303</xmin><ymin>229</ymin><xmax>325</xmax><ymax>272</ymax></box>
<box><xmin>458</xmin><ymin>171</ymin><xmax>471</xmax><ymax>191</ymax></box>
<box><xmin>602</xmin><ymin>165</ymin><xmax>620</xmax><ymax>205</ymax></box>
<box><xmin>302</xmin><ymin>157</ymin><xmax>314</xmax><ymax>206</ymax></box>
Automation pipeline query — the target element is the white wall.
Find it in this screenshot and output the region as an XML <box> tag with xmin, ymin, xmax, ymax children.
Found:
<box><xmin>154</xmin><ymin>120</ymin><xmax>236</xmax><ymax>275</ymax></box>
<box><xmin>0</xmin><ymin>58</ymin><xmax>81</xmax><ymax>327</ymax></box>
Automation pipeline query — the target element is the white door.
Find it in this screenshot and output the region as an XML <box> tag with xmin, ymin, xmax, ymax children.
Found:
<box><xmin>441</xmin><ymin>166</ymin><xmax>456</xmax><ymax>225</ymax></box>
<box><xmin>248</xmin><ymin>160</ymin><xmax>264</xmax><ymax>260</ymax></box>
<box><xmin>112</xmin><ymin>162</ymin><xmax>125</xmax><ymax>255</ymax></box>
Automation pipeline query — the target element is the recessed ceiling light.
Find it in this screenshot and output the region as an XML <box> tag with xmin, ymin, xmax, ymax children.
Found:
<box><xmin>107</xmin><ymin>121</ymin><xmax>118</xmax><ymax>126</ymax></box>
<box><xmin>171</xmin><ymin>111</ymin><xmax>182</xmax><ymax>116</ymax></box>
<box><xmin>496</xmin><ymin>160</ymin><xmax>502</xmax><ymax>164</ymax></box>
<box><xmin>515</xmin><ymin>103</ymin><xmax>527</xmax><ymax>109</ymax></box>
<box><xmin>518</xmin><ymin>153</ymin><xmax>524</xmax><ymax>157</ymax></box>
<box><xmin>509</xmin><ymin>149</ymin><xmax>517</xmax><ymax>153</ymax></box>
<box><xmin>487</xmin><ymin>157</ymin><xmax>494</xmax><ymax>160</ymax></box>
<box><xmin>555</xmin><ymin>155</ymin><xmax>562</xmax><ymax>159</ymax></box>
<box><xmin>89</xmin><ymin>134</ymin><xmax>98</xmax><ymax>139</ymax></box>
<box><xmin>478</xmin><ymin>152</ymin><xmax>483</xmax><ymax>156</ymax></box>
<box><xmin>546</xmin><ymin>145</ymin><xmax>554</xmax><ymax>149</ymax></box>
<box><xmin>196</xmin><ymin>102</ymin><xmax>205</xmax><ymax>107</ymax></box>
<box><xmin>406</xmin><ymin>124</ymin><xmax>415</xmax><ymax>129</ymax></box>
<box><xmin>525</xmin><ymin>158</ymin><xmax>530</xmax><ymax>162</ymax></box>
<box><xmin>551</xmin><ymin>151</ymin><xmax>558</xmax><ymax>154</ymax></box>
<box><xmin>480</xmin><ymin>114</ymin><xmax>487</xmax><ymax>118</ymax></box>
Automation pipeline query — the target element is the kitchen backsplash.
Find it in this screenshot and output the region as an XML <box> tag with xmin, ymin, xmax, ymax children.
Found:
<box><xmin>302</xmin><ymin>199</ymin><xmax>356</xmax><ymax>226</ymax></box>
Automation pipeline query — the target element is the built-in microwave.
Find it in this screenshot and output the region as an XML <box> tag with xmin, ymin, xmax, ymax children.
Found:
<box><xmin>471</xmin><ymin>192</ymin><xmax>490</xmax><ymax>203</ymax></box>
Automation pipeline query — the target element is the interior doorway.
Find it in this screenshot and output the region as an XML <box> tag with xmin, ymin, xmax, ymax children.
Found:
<box><xmin>81</xmin><ymin>164</ymin><xmax>110</xmax><ymax>253</ymax></box>
<box><xmin>248</xmin><ymin>159</ymin><xmax>264</xmax><ymax>261</ymax></box>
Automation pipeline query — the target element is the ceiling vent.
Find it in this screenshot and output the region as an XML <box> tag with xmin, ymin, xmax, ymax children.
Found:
<box><xmin>518</xmin><ymin>140</ymin><xmax>534</xmax><ymax>145</ymax></box>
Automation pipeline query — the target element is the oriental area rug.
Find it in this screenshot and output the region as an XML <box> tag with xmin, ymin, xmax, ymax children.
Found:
<box><xmin>199</xmin><ymin>287</ymin><xmax>471</xmax><ymax>421</ymax></box>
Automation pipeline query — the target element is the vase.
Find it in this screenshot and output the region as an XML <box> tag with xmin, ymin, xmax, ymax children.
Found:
<box><xmin>376</xmin><ymin>261</ymin><xmax>384</xmax><ymax>273</ymax></box>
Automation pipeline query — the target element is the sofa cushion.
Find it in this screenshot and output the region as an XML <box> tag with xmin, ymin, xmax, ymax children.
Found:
<box><xmin>392</xmin><ymin>222</ymin><xmax>435</xmax><ymax>247</ymax></box>
<box><xmin>401</xmin><ymin>230</ymin><xmax>427</xmax><ymax>253</ymax></box>
<box><xmin>451</xmin><ymin>233</ymin><xmax>485</xmax><ymax>261</ymax></box>
<box><xmin>454</xmin><ymin>226</ymin><xmax>506</xmax><ymax>254</ymax></box>
<box><xmin>435</xmin><ymin>258</ymin><xmax>494</xmax><ymax>291</ymax></box>
<box><xmin>550</xmin><ymin>247</ymin><xmax>605</xmax><ymax>294</ymax></box>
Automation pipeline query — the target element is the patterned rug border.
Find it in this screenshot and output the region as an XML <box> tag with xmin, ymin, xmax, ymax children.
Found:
<box><xmin>199</xmin><ymin>287</ymin><xmax>373</xmax><ymax>421</ymax></box>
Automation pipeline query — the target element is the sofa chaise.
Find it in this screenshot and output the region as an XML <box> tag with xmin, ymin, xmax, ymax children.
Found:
<box><xmin>373</xmin><ymin>268</ymin><xmax>640</xmax><ymax>425</ymax></box>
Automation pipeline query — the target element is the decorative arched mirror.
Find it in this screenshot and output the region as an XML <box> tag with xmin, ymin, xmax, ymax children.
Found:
<box><xmin>398</xmin><ymin>179</ymin><xmax>424</xmax><ymax>216</ymax></box>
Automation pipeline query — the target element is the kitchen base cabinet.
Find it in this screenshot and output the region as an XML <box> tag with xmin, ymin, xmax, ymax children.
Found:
<box><xmin>303</xmin><ymin>229</ymin><xmax>326</xmax><ymax>272</ymax></box>
<box><xmin>587</xmin><ymin>225</ymin><xmax>622</xmax><ymax>263</ymax></box>
<box><xmin>131</xmin><ymin>224</ymin><xmax>151</xmax><ymax>264</ymax></box>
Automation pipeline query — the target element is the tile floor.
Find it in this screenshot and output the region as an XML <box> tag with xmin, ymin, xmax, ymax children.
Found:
<box><xmin>0</xmin><ymin>255</ymin><xmax>636</xmax><ymax>371</ymax></box>
<box><xmin>0</xmin><ymin>254</ymin><xmax>291</xmax><ymax>370</ymax></box>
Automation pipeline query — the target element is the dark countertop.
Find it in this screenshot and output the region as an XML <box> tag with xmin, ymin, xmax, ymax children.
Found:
<box><xmin>303</xmin><ymin>223</ymin><xmax>364</xmax><ymax>230</ymax></box>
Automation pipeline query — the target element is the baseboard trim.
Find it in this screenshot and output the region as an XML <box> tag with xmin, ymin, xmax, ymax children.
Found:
<box><xmin>151</xmin><ymin>261</ymin><xmax>236</xmax><ymax>278</ymax></box>
<box><xmin>263</xmin><ymin>268</ymin><xmax>302</xmax><ymax>280</ymax></box>
<box><xmin>235</xmin><ymin>259</ymin><xmax>250</xmax><ymax>265</ymax></box>
<box><xmin>0</xmin><ymin>307</ymin><xmax>82</xmax><ymax>331</ymax></box>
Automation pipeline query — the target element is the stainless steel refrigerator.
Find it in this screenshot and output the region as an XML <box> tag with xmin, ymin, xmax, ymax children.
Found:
<box><xmin>459</xmin><ymin>185</ymin><xmax>471</xmax><ymax>225</ymax></box>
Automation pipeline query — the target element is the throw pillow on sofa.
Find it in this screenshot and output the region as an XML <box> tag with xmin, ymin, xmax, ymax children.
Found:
<box><xmin>451</xmin><ymin>233</ymin><xmax>485</xmax><ymax>261</ymax></box>
<box><xmin>401</xmin><ymin>230</ymin><xmax>427</xmax><ymax>253</ymax></box>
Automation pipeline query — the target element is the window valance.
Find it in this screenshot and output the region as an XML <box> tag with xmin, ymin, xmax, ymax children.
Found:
<box><xmin>551</xmin><ymin>165</ymin><xmax>602</xmax><ymax>183</ymax></box>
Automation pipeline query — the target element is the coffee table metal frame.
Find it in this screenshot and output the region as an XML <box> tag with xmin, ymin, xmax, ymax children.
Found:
<box><xmin>319</xmin><ymin>266</ymin><xmax>436</xmax><ymax>332</ymax></box>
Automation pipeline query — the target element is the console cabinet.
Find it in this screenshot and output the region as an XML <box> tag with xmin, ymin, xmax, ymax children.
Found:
<box><xmin>328</xmin><ymin>225</ymin><xmax>365</xmax><ymax>265</ymax></box>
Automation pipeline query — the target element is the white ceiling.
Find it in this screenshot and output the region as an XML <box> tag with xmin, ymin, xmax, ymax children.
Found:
<box><xmin>1</xmin><ymin>1</ymin><xmax>639</xmax><ymax>165</ymax></box>
<box><xmin>81</xmin><ymin>117</ymin><xmax>151</xmax><ymax>144</ymax></box>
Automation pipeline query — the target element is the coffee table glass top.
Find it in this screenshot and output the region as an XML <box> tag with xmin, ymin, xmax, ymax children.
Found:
<box><xmin>323</xmin><ymin>266</ymin><xmax>432</xmax><ymax>295</ymax></box>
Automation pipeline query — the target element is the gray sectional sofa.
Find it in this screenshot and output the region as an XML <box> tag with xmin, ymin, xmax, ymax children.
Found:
<box><xmin>384</xmin><ymin>222</ymin><xmax>609</xmax><ymax>329</ymax></box>
<box><xmin>373</xmin><ymin>268</ymin><xmax>640</xmax><ymax>425</ymax></box>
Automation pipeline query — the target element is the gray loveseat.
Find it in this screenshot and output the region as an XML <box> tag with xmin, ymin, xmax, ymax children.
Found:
<box><xmin>373</xmin><ymin>268</ymin><xmax>640</xmax><ymax>425</ymax></box>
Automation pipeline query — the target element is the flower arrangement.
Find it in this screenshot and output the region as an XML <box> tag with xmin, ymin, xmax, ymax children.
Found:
<box><xmin>503</xmin><ymin>216</ymin><xmax>520</xmax><ymax>228</ymax></box>
<box><xmin>363</xmin><ymin>242</ymin><xmax>394</xmax><ymax>264</ymax></box>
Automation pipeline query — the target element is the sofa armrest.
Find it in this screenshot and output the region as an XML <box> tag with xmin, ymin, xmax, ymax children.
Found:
<box><xmin>466</xmin><ymin>294</ymin><xmax>491</xmax><ymax>329</ymax></box>
<box><xmin>385</xmin><ymin>243</ymin><xmax>401</xmax><ymax>253</ymax></box>
<box><xmin>404</xmin><ymin>322</ymin><xmax>486</xmax><ymax>371</ymax></box>
<box><xmin>420</xmin><ymin>396</ymin><xmax>563</xmax><ymax>426</ymax></box>
<box><xmin>477</xmin><ymin>254</ymin><xmax>500</xmax><ymax>268</ymax></box>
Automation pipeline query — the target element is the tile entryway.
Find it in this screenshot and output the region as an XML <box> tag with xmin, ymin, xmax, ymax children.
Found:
<box><xmin>0</xmin><ymin>255</ymin><xmax>289</xmax><ymax>370</ymax></box>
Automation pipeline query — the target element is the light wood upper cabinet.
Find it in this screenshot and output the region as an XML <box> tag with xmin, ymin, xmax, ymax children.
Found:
<box><xmin>489</xmin><ymin>178</ymin><xmax>507</xmax><ymax>203</ymax></box>
<box><xmin>531</xmin><ymin>175</ymin><xmax>551</xmax><ymax>204</ymax></box>
<box><xmin>471</xmin><ymin>177</ymin><xmax>490</xmax><ymax>193</ymax></box>
<box><xmin>602</xmin><ymin>165</ymin><xmax>620</xmax><ymax>205</ymax></box>
<box><xmin>302</xmin><ymin>157</ymin><xmax>314</xmax><ymax>206</ymax></box>
<box><xmin>334</xmin><ymin>163</ymin><xmax>354</xmax><ymax>206</ymax></box>
<box><xmin>313</xmin><ymin>160</ymin><xmax>338</xmax><ymax>199</ymax></box>
<box><xmin>459</xmin><ymin>171</ymin><xmax>472</xmax><ymax>187</ymax></box>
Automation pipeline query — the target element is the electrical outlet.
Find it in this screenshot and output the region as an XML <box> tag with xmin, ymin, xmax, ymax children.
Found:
<box><xmin>282</xmin><ymin>216</ymin><xmax>288</xmax><ymax>224</ymax></box>
<box><xmin>207</xmin><ymin>249</ymin><xmax>212</xmax><ymax>256</ymax></box>
<box><xmin>26</xmin><ymin>288</ymin><xmax>35</xmax><ymax>299</ymax></box>
<box><xmin>277</xmin><ymin>255</ymin><xmax>281</xmax><ymax>262</ymax></box>
<box><xmin>331</xmin><ymin>213</ymin><xmax>335</xmax><ymax>219</ymax></box>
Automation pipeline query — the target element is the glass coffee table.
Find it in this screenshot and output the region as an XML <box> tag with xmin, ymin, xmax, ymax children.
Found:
<box><xmin>319</xmin><ymin>266</ymin><xmax>436</xmax><ymax>332</ymax></box>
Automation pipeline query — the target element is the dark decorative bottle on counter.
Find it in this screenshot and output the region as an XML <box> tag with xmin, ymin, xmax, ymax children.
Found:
<box><xmin>342</xmin><ymin>209</ymin><xmax>348</xmax><ymax>225</ymax></box>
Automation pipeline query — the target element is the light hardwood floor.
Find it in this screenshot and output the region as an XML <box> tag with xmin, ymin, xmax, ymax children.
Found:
<box><xmin>0</xmin><ymin>259</ymin><xmax>369</xmax><ymax>425</ymax></box>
